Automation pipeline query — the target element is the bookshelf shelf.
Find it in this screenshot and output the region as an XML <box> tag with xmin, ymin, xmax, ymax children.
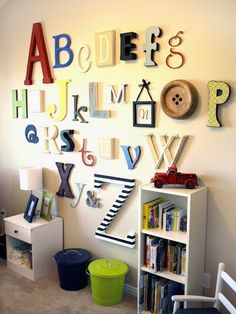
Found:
<box><xmin>138</xmin><ymin>184</ymin><xmax>208</xmax><ymax>313</ymax></box>
<box><xmin>141</xmin><ymin>228</ymin><xmax>187</xmax><ymax>244</ymax></box>
<box><xmin>141</xmin><ymin>266</ymin><xmax>186</xmax><ymax>285</ymax></box>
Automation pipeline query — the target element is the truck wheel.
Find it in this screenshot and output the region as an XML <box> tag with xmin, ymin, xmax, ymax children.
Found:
<box><xmin>154</xmin><ymin>180</ymin><xmax>163</xmax><ymax>188</ymax></box>
<box><xmin>185</xmin><ymin>179</ymin><xmax>195</xmax><ymax>189</ymax></box>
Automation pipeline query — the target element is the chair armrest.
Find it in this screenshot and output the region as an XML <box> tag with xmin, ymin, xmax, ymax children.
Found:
<box><xmin>172</xmin><ymin>295</ymin><xmax>216</xmax><ymax>303</ymax></box>
<box><xmin>172</xmin><ymin>295</ymin><xmax>216</xmax><ymax>314</ymax></box>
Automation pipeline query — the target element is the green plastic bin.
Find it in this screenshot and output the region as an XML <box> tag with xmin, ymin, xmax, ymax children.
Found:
<box><xmin>88</xmin><ymin>258</ymin><xmax>128</xmax><ymax>306</ymax></box>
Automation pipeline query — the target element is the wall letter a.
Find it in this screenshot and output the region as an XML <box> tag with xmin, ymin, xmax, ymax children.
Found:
<box><xmin>24</xmin><ymin>23</ymin><xmax>53</xmax><ymax>85</ymax></box>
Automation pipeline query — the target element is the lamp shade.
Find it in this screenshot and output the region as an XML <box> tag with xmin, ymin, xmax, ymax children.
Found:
<box><xmin>19</xmin><ymin>167</ymin><xmax>43</xmax><ymax>191</ymax></box>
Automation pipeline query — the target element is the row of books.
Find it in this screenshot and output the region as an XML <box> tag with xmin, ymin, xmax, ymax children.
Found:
<box><xmin>145</xmin><ymin>236</ymin><xmax>165</xmax><ymax>272</ymax></box>
<box><xmin>167</xmin><ymin>241</ymin><xmax>186</xmax><ymax>275</ymax></box>
<box><xmin>145</xmin><ymin>235</ymin><xmax>186</xmax><ymax>276</ymax></box>
<box><xmin>140</xmin><ymin>273</ymin><xmax>184</xmax><ymax>314</ymax></box>
<box><xmin>143</xmin><ymin>198</ymin><xmax>187</xmax><ymax>232</ymax></box>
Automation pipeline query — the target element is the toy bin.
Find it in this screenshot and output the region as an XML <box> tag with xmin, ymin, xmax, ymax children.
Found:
<box><xmin>55</xmin><ymin>248</ymin><xmax>92</xmax><ymax>291</ymax></box>
<box><xmin>88</xmin><ymin>258</ymin><xmax>128</xmax><ymax>306</ymax></box>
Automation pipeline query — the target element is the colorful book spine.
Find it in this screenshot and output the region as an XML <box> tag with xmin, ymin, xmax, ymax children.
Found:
<box><xmin>150</xmin><ymin>242</ymin><xmax>159</xmax><ymax>272</ymax></box>
<box><xmin>181</xmin><ymin>247</ymin><xmax>186</xmax><ymax>276</ymax></box>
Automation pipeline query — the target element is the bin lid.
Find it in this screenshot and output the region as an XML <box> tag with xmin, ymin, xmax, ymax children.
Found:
<box><xmin>55</xmin><ymin>248</ymin><xmax>92</xmax><ymax>265</ymax></box>
<box><xmin>88</xmin><ymin>258</ymin><xmax>128</xmax><ymax>278</ymax></box>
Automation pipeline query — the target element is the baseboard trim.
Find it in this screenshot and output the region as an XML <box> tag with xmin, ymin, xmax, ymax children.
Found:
<box><xmin>124</xmin><ymin>283</ymin><xmax>137</xmax><ymax>297</ymax></box>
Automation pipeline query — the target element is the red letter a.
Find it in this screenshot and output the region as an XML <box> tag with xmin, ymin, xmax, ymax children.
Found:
<box><xmin>24</xmin><ymin>23</ymin><xmax>53</xmax><ymax>85</ymax></box>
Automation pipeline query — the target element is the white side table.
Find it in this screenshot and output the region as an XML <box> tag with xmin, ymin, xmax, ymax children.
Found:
<box><xmin>4</xmin><ymin>213</ymin><xmax>63</xmax><ymax>281</ymax></box>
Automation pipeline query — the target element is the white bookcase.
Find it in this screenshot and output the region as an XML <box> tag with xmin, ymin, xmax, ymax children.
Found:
<box><xmin>4</xmin><ymin>213</ymin><xmax>63</xmax><ymax>281</ymax></box>
<box><xmin>138</xmin><ymin>184</ymin><xmax>207</xmax><ymax>313</ymax></box>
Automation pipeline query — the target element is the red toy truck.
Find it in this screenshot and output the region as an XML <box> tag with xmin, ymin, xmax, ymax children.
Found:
<box><xmin>151</xmin><ymin>166</ymin><xmax>198</xmax><ymax>189</ymax></box>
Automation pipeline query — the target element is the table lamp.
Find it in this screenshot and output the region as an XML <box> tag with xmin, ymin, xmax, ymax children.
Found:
<box><xmin>19</xmin><ymin>167</ymin><xmax>43</xmax><ymax>222</ymax></box>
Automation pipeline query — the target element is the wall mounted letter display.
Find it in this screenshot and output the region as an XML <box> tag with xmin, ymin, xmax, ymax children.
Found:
<box><xmin>160</xmin><ymin>80</ymin><xmax>198</xmax><ymax>119</ymax></box>
<box><xmin>25</xmin><ymin>124</ymin><xmax>39</xmax><ymax>144</ymax></box>
<box><xmin>94</xmin><ymin>174</ymin><xmax>136</xmax><ymax>248</ymax></box>
<box><xmin>207</xmin><ymin>81</ymin><xmax>231</xmax><ymax>127</ymax></box>
<box><xmin>79</xmin><ymin>139</ymin><xmax>96</xmax><ymax>166</ymax></box>
<box><xmin>166</xmin><ymin>31</ymin><xmax>184</xmax><ymax>69</ymax></box>
<box><xmin>106</xmin><ymin>84</ymin><xmax>127</xmax><ymax>104</ymax></box>
<box><xmin>133</xmin><ymin>79</ymin><xmax>156</xmax><ymax>127</ymax></box>
<box><xmin>71</xmin><ymin>183</ymin><xmax>86</xmax><ymax>208</ymax></box>
<box><xmin>77</xmin><ymin>45</ymin><xmax>91</xmax><ymax>73</ymax></box>
<box><xmin>89</xmin><ymin>82</ymin><xmax>111</xmax><ymax>118</ymax></box>
<box><xmin>53</xmin><ymin>33</ymin><xmax>73</xmax><ymax>68</ymax></box>
<box><xmin>143</xmin><ymin>26</ymin><xmax>162</xmax><ymax>67</ymax></box>
<box><xmin>121</xmin><ymin>145</ymin><xmax>141</xmax><ymax>169</ymax></box>
<box><xmin>95</xmin><ymin>31</ymin><xmax>115</xmax><ymax>67</ymax></box>
<box><xmin>46</xmin><ymin>79</ymin><xmax>70</xmax><ymax>122</ymax></box>
<box><xmin>72</xmin><ymin>95</ymin><xmax>88</xmax><ymax>123</ymax></box>
<box><xmin>56</xmin><ymin>162</ymin><xmax>74</xmax><ymax>199</ymax></box>
<box><xmin>12</xmin><ymin>89</ymin><xmax>28</xmax><ymax>118</ymax></box>
<box><xmin>60</xmin><ymin>129</ymin><xmax>75</xmax><ymax>152</ymax></box>
<box><xmin>28</xmin><ymin>90</ymin><xmax>44</xmax><ymax>112</ymax></box>
<box><xmin>86</xmin><ymin>190</ymin><xmax>100</xmax><ymax>208</ymax></box>
<box><xmin>98</xmin><ymin>138</ymin><xmax>115</xmax><ymax>159</ymax></box>
<box><xmin>41</xmin><ymin>125</ymin><xmax>61</xmax><ymax>154</ymax></box>
<box><xmin>146</xmin><ymin>134</ymin><xmax>187</xmax><ymax>169</ymax></box>
<box><xmin>24</xmin><ymin>22</ymin><xmax>53</xmax><ymax>85</ymax></box>
<box><xmin>120</xmin><ymin>32</ymin><xmax>137</xmax><ymax>61</ymax></box>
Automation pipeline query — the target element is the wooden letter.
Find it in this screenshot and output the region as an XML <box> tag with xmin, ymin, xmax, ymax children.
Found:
<box><xmin>207</xmin><ymin>81</ymin><xmax>231</xmax><ymax>127</ymax></box>
<box><xmin>77</xmin><ymin>45</ymin><xmax>91</xmax><ymax>73</ymax></box>
<box><xmin>53</xmin><ymin>33</ymin><xmax>73</xmax><ymax>68</ymax></box>
<box><xmin>95</xmin><ymin>31</ymin><xmax>115</xmax><ymax>66</ymax></box>
<box><xmin>41</xmin><ymin>125</ymin><xmax>61</xmax><ymax>154</ymax></box>
<box><xmin>143</xmin><ymin>26</ymin><xmax>162</xmax><ymax>67</ymax></box>
<box><xmin>120</xmin><ymin>32</ymin><xmax>137</xmax><ymax>61</ymax></box>
<box><xmin>25</xmin><ymin>124</ymin><xmax>39</xmax><ymax>144</ymax></box>
<box><xmin>24</xmin><ymin>23</ymin><xmax>53</xmax><ymax>85</ymax></box>
<box><xmin>60</xmin><ymin>129</ymin><xmax>74</xmax><ymax>152</ymax></box>
<box><xmin>46</xmin><ymin>79</ymin><xmax>70</xmax><ymax>122</ymax></box>
<box><xmin>146</xmin><ymin>134</ymin><xmax>187</xmax><ymax>169</ymax></box>
<box><xmin>89</xmin><ymin>82</ymin><xmax>111</xmax><ymax>118</ymax></box>
<box><xmin>12</xmin><ymin>89</ymin><xmax>28</xmax><ymax>118</ymax></box>
<box><xmin>71</xmin><ymin>183</ymin><xmax>86</xmax><ymax>208</ymax></box>
<box><xmin>28</xmin><ymin>90</ymin><xmax>44</xmax><ymax>112</ymax></box>
<box><xmin>166</xmin><ymin>31</ymin><xmax>184</xmax><ymax>69</ymax></box>
<box><xmin>56</xmin><ymin>162</ymin><xmax>74</xmax><ymax>199</ymax></box>
<box><xmin>98</xmin><ymin>138</ymin><xmax>115</xmax><ymax>159</ymax></box>
<box><xmin>121</xmin><ymin>145</ymin><xmax>141</xmax><ymax>169</ymax></box>
<box><xmin>72</xmin><ymin>95</ymin><xmax>88</xmax><ymax>123</ymax></box>
<box><xmin>106</xmin><ymin>84</ymin><xmax>127</xmax><ymax>104</ymax></box>
<box><xmin>94</xmin><ymin>174</ymin><xmax>136</xmax><ymax>248</ymax></box>
<box><xmin>79</xmin><ymin>139</ymin><xmax>96</xmax><ymax>167</ymax></box>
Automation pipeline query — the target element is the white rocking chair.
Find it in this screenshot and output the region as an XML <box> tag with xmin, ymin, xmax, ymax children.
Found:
<box><xmin>172</xmin><ymin>262</ymin><xmax>236</xmax><ymax>314</ymax></box>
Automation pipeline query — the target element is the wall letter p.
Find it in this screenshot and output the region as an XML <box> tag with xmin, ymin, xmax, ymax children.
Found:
<box><xmin>207</xmin><ymin>81</ymin><xmax>230</xmax><ymax>127</ymax></box>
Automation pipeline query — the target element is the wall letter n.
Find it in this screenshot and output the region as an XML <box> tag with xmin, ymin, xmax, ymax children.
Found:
<box><xmin>24</xmin><ymin>23</ymin><xmax>53</xmax><ymax>85</ymax></box>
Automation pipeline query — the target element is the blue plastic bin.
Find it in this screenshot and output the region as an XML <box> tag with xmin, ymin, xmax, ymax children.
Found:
<box><xmin>55</xmin><ymin>248</ymin><xmax>92</xmax><ymax>291</ymax></box>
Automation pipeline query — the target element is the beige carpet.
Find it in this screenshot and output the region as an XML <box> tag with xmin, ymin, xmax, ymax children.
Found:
<box><xmin>0</xmin><ymin>258</ymin><xmax>137</xmax><ymax>314</ymax></box>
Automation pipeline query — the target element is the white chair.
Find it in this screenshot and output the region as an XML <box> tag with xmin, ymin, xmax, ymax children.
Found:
<box><xmin>172</xmin><ymin>262</ymin><xmax>236</xmax><ymax>314</ymax></box>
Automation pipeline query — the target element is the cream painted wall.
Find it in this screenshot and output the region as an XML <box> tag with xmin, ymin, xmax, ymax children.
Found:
<box><xmin>0</xmin><ymin>0</ymin><xmax>236</xmax><ymax>294</ymax></box>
